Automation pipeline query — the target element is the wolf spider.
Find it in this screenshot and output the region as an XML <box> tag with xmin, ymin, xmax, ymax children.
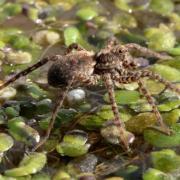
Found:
<box><xmin>0</xmin><ymin>38</ymin><xmax>179</xmax><ymax>151</ymax></box>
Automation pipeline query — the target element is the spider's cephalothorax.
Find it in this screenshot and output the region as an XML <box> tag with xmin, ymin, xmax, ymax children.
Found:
<box><xmin>0</xmin><ymin>40</ymin><xmax>179</xmax><ymax>151</ymax></box>
<box><xmin>94</xmin><ymin>44</ymin><xmax>138</xmax><ymax>77</ymax></box>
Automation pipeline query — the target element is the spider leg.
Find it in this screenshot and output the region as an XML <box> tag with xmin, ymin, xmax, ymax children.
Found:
<box><xmin>102</xmin><ymin>73</ymin><xmax>133</xmax><ymax>150</ymax></box>
<box><xmin>33</xmin><ymin>77</ymin><xmax>74</xmax><ymax>151</ymax></box>
<box><xmin>112</xmin><ymin>70</ymin><xmax>178</xmax><ymax>134</ymax></box>
<box><xmin>111</xmin><ymin>72</ymin><xmax>137</xmax><ymax>84</ymax></box>
<box><xmin>124</xmin><ymin>43</ymin><xmax>172</xmax><ymax>60</ymax></box>
<box><xmin>113</xmin><ymin>69</ymin><xmax>180</xmax><ymax>94</ymax></box>
<box><xmin>65</xmin><ymin>43</ymin><xmax>85</xmax><ymax>54</ymax></box>
<box><xmin>103</xmin><ymin>73</ymin><xmax>124</xmax><ymax>127</ymax></box>
<box><xmin>140</xmin><ymin>70</ymin><xmax>180</xmax><ymax>94</ymax></box>
<box><xmin>0</xmin><ymin>55</ymin><xmax>63</xmax><ymax>90</ymax></box>
<box><xmin>83</xmin><ymin>74</ymin><xmax>100</xmax><ymax>86</ymax></box>
<box><xmin>137</xmin><ymin>79</ymin><xmax>171</xmax><ymax>134</ymax></box>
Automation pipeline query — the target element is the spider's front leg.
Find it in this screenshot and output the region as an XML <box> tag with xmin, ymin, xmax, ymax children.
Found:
<box><xmin>102</xmin><ymin>73</ymin><xmax>135</xmax><ymax>150</ymax></box>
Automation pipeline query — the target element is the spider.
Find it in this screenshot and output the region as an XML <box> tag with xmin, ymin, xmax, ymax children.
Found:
<box><xmin>0</xmin><ymin>38</ymin><xmax>179</xmax><ymax>151</ymax></box>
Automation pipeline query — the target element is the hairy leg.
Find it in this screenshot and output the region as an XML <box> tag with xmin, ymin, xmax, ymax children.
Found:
<box><xmin>137</xmin><ymin>79</ymin><xmax>170</xmax><ymax>134</ymax></box>
<box><xmin>102</xmin><ymin>73</ymin><xmax>133</xmax><ymax>150</ymax></box>
<box><xmin>65</xmin><ymin>43</ymin><xmax>85</xmax><ymax>54</ymax></box>
<box><xmin>113</xmin><ymin>69</ymin><xmax>180</xmax><ymax>94</ymax></box>
<box><xmin>82</xmin><ymin>74</ymin><xmax>100</xmax><ymax>86</ymax></box>
<box><xmin>111</xmin><ymin>70</ymin><xmax>179</xmax><ymax>134</ymax></box>
<box><xmin>33</xmin><ymin>77</ymin><xmax>74</xmax><ymax>151</ymax></box>
<box><xmin>124</xmin><ymin>43</ymin><xmax>172</xmax><ymax>60</ymax></box>
<box><xmin>103</xmin><ymin>73</ymin><xmax>123</xmax><ymax>126</ymax></box>
<box><xmin>0</xmin><ymin>55</ymin><xmax>63</xmax><ymax>90</ymax></box>
<box><xmin>140</xmin><ymin>70</ymin><xmax>180</xmax><ymax>94</ymax></box>
<box><xmin>111</xmin><ymin>71</ymin><xmax>137</xmax><ymax>84</ymax></box>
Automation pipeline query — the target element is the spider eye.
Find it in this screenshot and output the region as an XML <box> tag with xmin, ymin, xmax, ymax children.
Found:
<box><xmin>69</xmin><ymin>43</ymin><xmax>78</xmax><ymax>50</ymax></box>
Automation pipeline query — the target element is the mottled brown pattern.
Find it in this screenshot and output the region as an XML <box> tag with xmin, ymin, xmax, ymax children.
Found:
<box><xmin>0</xmin><ymin>38</ymin><xmax>179</xmax><ymax>151</ymax></box>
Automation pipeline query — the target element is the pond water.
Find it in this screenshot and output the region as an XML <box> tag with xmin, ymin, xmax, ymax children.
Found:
<box><xmin>0</xmin><ymin>0</ymin><xmax>180</xmax><ymax>179</ymax></box>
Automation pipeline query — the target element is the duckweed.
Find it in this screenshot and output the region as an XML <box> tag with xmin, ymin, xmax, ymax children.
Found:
<box><xmin>150</xmin><ymin>64</ymin><xmax>180</xmax><ymax>82</ymax></box>
<box><xmin>114</xmin><ymin>0</ymin><xmax>131</xmax><ymax>12</ymax></box>
<box><xmin>0</xmin><ymin>0</ymin><xmax>179</xmax><ymax>179</ymax></box>
<box><xmin>63</xmin><ymin>26</ymin><xmax>92</xmax><ymax>50</ymax></box>
<box><xmin>7</xmin><ymin>51</ymin><xmax>32</xmax><ymax>64</ymax></box>
<box><xmin>143</xmin><ymin>168</ymin><xmax>173</xmax><ymax>180</ymax></box>
<box><xmin>2</xmin><ymin>3</ymin><xmax>22</xmax><ymax>17</ymax></box>
<box><xmin>8</xmin><ymin>117</ymin><xmax>40</xmax><ymax>146</ymax></box>
<box><xmin>167</xmin><ymin>46</ymin><xmax>180</xmax><ymax>56</ymax></box>
<box><xmin>113</xmin><ymin>13</ymin><xmax>137</xmax><ymax>28</ymax></box>
<box><xmin>0</xmin><ymin>87</ymin><xmax>17</xmax><ymax>100</ymax></box>
<box><xmin>151</xmin><ymin>149</ymin><xmax>180</xmax><ymax>173</ymax></box>
<box><xmin>145</xmin><ymin>24</ymin><xmax>176</xmax><ymax>51</ymax></box>
<box><xmin>0</xmin><ymin>133</ymin><xmax>13</xmax><ymax>152</ymax></box>
<box><xmin>163</xmin><ymin>109</ymin><xmax>180</xmax><ymax>126</ymax></box>
<box><xmin>33</xmin><ymin>30</ymin><xmax>60</xmax><ymax>46</ymax></box>
<box><xmin>126</xmin><ymin>113</ymin><xmax>157</xmax><ymax>135</ymax></box>
<box><xmin>53</xmin><ymin>170</ymin><xmax>71</xmax><ymax>180</ymax></box>
<box><xmin>144</xmin><ymin>124</ymin><xmax>180</xmax><ymax>147</ymax></box>
<box><xmin>158</xmin><ymin>100</ymin><xmax>180</xmax><ymax>112</ymax></box>
<box><xmin>104</xmin><ymin>90</ymin><xmax>140</xmax><ymax>105</ymax></box>
<box><xmin>5</xmin><ymin>152</ymin><xmax>47</xmax><ymax>177</ymax></box>
<box><xmin>76</xmin><ymin>7</ymin><xmax>98</xmax><ymax>21</ymax></box>
<box><xmin>56</xmin><ymin>130</ymin><xmax>90</xmax><ymax>157</ymax></box>
<box><xmin>149</xmin><ymin>0</ymin><xmax>174</xmax><ymax>16</ymax></box>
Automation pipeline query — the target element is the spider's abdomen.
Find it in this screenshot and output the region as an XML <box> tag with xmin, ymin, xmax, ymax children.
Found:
<box><xmin>48</xmin><ymin>61</ymin><xmax>72</xmax><ymax>88</ymax></box>
<box><xmin>47</xmin><ymin>52</ymin><xmax>96</xmax><ymax>88</ymax></box>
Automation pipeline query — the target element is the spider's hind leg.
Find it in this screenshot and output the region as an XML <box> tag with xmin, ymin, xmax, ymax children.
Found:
<box><xmin>137</xmin><ymin>79</ymin><xmax>171</xmax><ymax>135</ymax></box>
<box><xmin>140</xmin><ymin>70</ymin><xmax>180</xmax><ymax>95</ymax></box>
<box><xmin>33</xmin><ymin>77</ymin><xmax>74</xmax><ymax>151</ymax></box>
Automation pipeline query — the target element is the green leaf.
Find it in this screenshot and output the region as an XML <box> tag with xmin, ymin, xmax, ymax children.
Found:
<box><xmin>76</xmin><ymin>7</ymin><xmax>98</xmax><ymax>21</ymax></box>
<box><xmin>8</xmin><ymin>117</ymin><xmax>40</xmax><ymax>145</ymax></box>
<box><xmin>56</xmin><ymin>130</ymin><xmax>90</xmax><ymax>157</ymax></box>
<box><xmin>104</xmin><ymin>90</ymin><xmax>140</xmax><ymax>105</ymax></box>
<box><xmin>145</xmin><ymin>24</ymin><xmax>176</xmax><ymax>51</ymax></box>
<box><xmin>126</xmin><ymin>113</ymin><xmax>157</xmax><ymax>135</ymax></box>
<box><xmin>149</xmin><ymin>0</ymin><xmax>174</xmax><ymax>15</ymax></box>
<box><xmin>158</xmin><ymin>100</ymin><xmax>180</xmax><ymax>112</ymax></box>
<box><xmin>63</xmin><ymin>26</ymin><xmax>92</xmax><ymax>50</ymax></box>
<box><xmin>150</xmin><ymin>64</ymin><xmax>180</xmax><ymax>82</ymax></box>
<box><xmin>144</xmin><ymin>124</ymin><xmax>180</xmax><ymax>147</ymax></box>
<box><xmin>143</xmin><ymin>168</ymin><xmax>173</xmax><ymax>180</ymax></box>
<box><xmin>151</xmin><ymin>149</ymin><xmax>180</xmax><ymax>173</ymax></box>
<box><xmin>0</xmin><ymin>133</ymin><xmax>13</xmax><ymax>152</ymax></box>
<box><xmin>5</xmin><ymin>152</ymin><xmax>47</xmax><ymax>177</ymax></box>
